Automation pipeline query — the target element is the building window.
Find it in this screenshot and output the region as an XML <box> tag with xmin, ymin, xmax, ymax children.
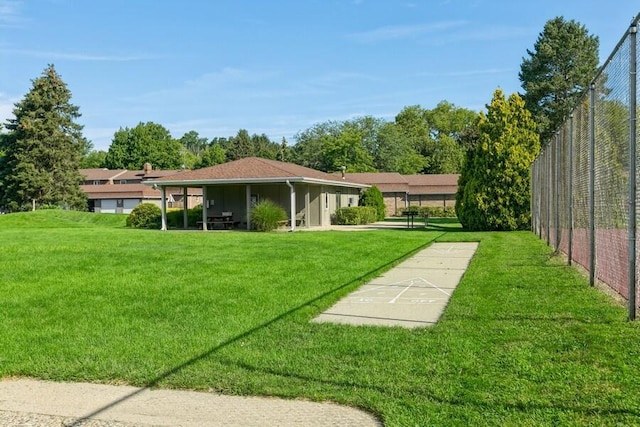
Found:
<box><xmin>116</xmin><ymin>199</ymin><xmax>124</xmax><ymax>208</ymax></box>
<box><xmin>92</xmin><ymin>180</ymin><xmax>100</xmax><ymax>185</ymax></box>
<box><xmin>119</xmin><ymin>180</ymin><xmax>127</xmax><ymax>184</ymax></box>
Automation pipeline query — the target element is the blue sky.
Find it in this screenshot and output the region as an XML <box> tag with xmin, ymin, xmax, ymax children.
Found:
<box><xmin>1</xmin><ymin>1</ymin><xmax>638</xmax><ymax>151</ymax></box>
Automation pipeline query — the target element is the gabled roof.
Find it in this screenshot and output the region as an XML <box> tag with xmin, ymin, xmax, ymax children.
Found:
<box><xmin>340</xmin><ymin>172</ymin><xmax>409</xmax><ymax>192</ymax></box>
<box><xmin>80</xmin><ymin>168</ymin><xmax>128</xmax><ymax>181</ymax></box>
<box><xmin>340</xmin><ymin>172</ymin><xmax>459</xmax><ymax>195</ymax></box>
<box><xmin>80</xmin><ymin>184</ymin><xmax>161</xmax><ymax>200</ymax></box>
<box><xmin>80</xmin><ymin>168</ymin><xmax>182</xmax><ymax>182</ymax></box>
<box><xmin>147</xmin><ymin>157</ymin><xmax>368</xmax><ymax>189</ymax></box>
<box><xmin>403</xmin><ymin>174</ymin><xmax>459</xmax><ymax>195</ymax></box>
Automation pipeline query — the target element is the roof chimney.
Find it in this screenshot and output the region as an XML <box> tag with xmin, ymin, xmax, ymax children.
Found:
<box><xmin>341</xmin><ymin>165</ymin><xmax>346</xmax><ymax>180</ymax></box>
<box><xmin>143</xmin><ymin>162</ymin><xmax>152</xmax><ymax>175</ymax></box>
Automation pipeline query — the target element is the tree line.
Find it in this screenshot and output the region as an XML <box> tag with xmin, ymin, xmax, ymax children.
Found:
<box><xmin>0</xmin><ymin>16</ymin><xmax>601</xmax><ymax>232</ymax></box>
<box><xmin>79</xmin><ymin>100</ymin><xmax>478</xmax><ymax>176</ymax></box>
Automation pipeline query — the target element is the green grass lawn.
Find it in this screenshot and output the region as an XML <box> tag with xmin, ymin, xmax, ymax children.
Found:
<box><xmin>1</xmin><ymin>211</ymin><xmax>640</xmax><ymax>426</ymax></box>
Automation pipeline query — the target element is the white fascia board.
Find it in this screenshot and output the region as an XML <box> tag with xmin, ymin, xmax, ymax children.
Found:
<box><xmin>144</xmin><ymin>177</ymin><xmax>369</xmax><ymax>189</ymax></box>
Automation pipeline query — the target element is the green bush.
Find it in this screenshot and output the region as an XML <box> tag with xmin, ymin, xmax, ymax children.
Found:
<box><xmin>251</xmin><ymin>200</ymin><xmax>287</xmax><ymax>231</ymax></box>
<box><xmin>399</xmin><ymin>206</ymin><xmax>457</xmax><ymax>218</ymax></box>
<box><xmin>333</xmin><ymin>206</ymin><xmax>377</xmax><ymax>225</ymax></box>
<box><xmin>359</xmin><ymin>186</ymin><xmax>386</xmax><ymax>221</ymax></box>
<box><xmin>126</xmin><ymin>203</ymin><xmax>161</xmax><ymax>229</ymax></box>
<box><xmin>166</xmin><ymin>204</ymin><xmax>203</xmax><ymax>228</ymax></box>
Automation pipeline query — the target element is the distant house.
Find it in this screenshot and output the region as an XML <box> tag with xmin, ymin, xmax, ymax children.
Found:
<box><xmin>80</xmin><ymin>163</ymin><xmax>202</xmax><ymax>214</ymax></box>
<box><xmin>146</xmin><ymin>157</ymin><xmax>368</xmax><ymax>231</ymax></box>
<box><xmin>340</xmin><ymin>173</ymin><xmax>460</xmax><ymax>217</ymax></box>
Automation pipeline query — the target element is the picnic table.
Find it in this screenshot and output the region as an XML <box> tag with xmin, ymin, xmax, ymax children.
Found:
<box><xmin>197</xmin><ymin>212</ymin><xmax>240</xmax><ymax>230</ymax></box>
<box><xmin>402</xmin><ymin>210</ymin><xmax>419</xmax><ymax>228</ymax></box>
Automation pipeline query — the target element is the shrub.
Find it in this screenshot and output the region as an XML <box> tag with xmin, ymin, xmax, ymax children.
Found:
<box><xmin>166</xmin><ymin>204</ymin><xmax>203</xmax><ymax>228</ymax></box>
<box><xmin>399</xmin><ymin>206</ymin><xmax>457</xmax><ymax>218</ymax></box>
<box><xmin>359</xmin><ymin>186</ymin><xmax>386</xmax><ymax>221</ymax></box>
<box><xmin>251</xmin><ymin>200</ymin><xmax>287</xmax><ymax>231</ymax></box>
<box><xmin>333</xmin><ymin>206</ymin><xmax>377</xmax><ymax>225</ymax></box>
<box><xmin>126</xmin><ymin>203</ymin><xmax>161</xmax><ymax>229</ymax></box>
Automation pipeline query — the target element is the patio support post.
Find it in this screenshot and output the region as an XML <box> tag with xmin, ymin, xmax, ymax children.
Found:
<box><xmin>183</xmin><ymin>187</ymin><xmax>188</xmax><ymax>229</ymax></box>
<box><xmin>246</xmin><ymin>185</ymin><xmax>251</xmax><ymax>230</ymax></box>
<box><xmin>202</xmin><ymin>186</ymin><xmax>208</xmax><ymax>231</ymax></box>
<box><xmin>304</xmin><ymin>185</ymin><xmax>310</xmax><ymax>228</ymax></box>
<box><xmin>160</xmin><ymin>186</ymin><xmax>167</xmax><ymax>231</ymax></box>
<box><xmin>286</xmin><ymin>180</ymin><xmax>296</xmax><ymax>231</ymax></box>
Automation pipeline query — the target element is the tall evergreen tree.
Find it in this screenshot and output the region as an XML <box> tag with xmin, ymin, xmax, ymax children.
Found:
<box><xmin>519</xmin><ymin>16</ymin><xmax>599</xmax><ymax>143</ymax></box>
<box><xmin>456</xmin><ymin>89</ymin><xmax>540</xmax><ymax>231</ymax></box>
<box><xmin>0</xmin><ymin>64</ymin><xmax>87</xmax><ymax>211</ymax></box>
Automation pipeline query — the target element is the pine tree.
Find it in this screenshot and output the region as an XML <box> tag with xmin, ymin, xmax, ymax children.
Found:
<box><xmin>456</xmin><ymin>89</ymin><xmax>540</xmax><ymax>231</ymax></box>
<box><xmin>0</xmin><ymin>64</ymin><xmax>87</xmax><ymax>211</ymax></box>
<box><xmin>519</xmin><ymin>17</ymin><xmax>599</xmax><ymax>143</ymax></box>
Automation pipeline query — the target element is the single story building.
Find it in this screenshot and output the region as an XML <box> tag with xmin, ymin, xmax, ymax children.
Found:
<box><xmin>80</xmin><ymin>165</ymin><xmax>202</xmax><ymax>213</ymax></box>
<box><xmin>341</xmin><ymin>173</ymin><xmax>460</xmax><ymax>217</ymax></box>
<box><xmin>145</xmin><ymin>157</ymin><xmax>368</xmax><ymax>231</ymax></box>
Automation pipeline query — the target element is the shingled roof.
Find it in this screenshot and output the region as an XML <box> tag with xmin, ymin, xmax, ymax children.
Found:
<box><xmin>80</xmin><ymin>184</ymin><xmax>161</xmax><ymax>200</ymax></box>
<box><xmin>339</xmin><ymin>172</ymin><xmax>459</xmax><ymax>195</ymax></box>
<box><xmin>147</xmin><ymin>157</ymin><xmax>368</xmax><ymax>188</ymax></box>
<box><xmin>404</xmin><ymin>174</ymin><xmax>459</xmax><ymax>195</ymax></box>
<box><xmin>340</xmin><ymin>172</ymin><xmax>409</xmax><ymax>193</ymax></box>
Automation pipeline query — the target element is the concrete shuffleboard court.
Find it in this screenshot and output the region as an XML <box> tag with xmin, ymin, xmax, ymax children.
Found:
<box><xmin>313</xmin><ymin>242</ymin><xmax>478</xmax><ymax>328</ymax></box>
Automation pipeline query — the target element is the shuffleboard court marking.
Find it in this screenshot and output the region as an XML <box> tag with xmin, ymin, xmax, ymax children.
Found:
<box><xmin>313</xmin><ymin>242</ymin><xmax>478</xmax><ymax>328</ymax></box>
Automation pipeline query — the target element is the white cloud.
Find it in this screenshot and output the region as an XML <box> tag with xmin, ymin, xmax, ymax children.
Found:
<box><xmin>348</xmin><ymin>21</ymin><xmax>467</xmax><ymax>43</ymax></box>
<box><xmin>417</xmin><ymin>68</ymin><xmax>514</xmax><ymax>78</ymax></box>
<box><xmin>0</xmin><ymin>48</ymin><xmax>158</xmax><ymax>62</ymax></box>
<box><xmin>0</xmin><ymin>0</ymin><xmax>27</xmax><ymax>28</ymax></box>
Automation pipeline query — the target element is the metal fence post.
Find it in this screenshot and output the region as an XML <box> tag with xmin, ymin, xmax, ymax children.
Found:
<box><xmin>628</xmin><ymin>22</ymin><xmax>637</xmax><ymax>320</ymax></box>
<box><xmin>589</xmin><ymin>82</ymin><xmax>596</xmax><ymax>287</ymax></box>
<box><xmin>568</xmin><ymin>115</ymin><xmax>574</xmax><ymax>266</ymax></box>
<box><xmin>547</xmin><ymin>144</ymin><xmax>552</xmax><ymax>245</ymax></box>
<box><xmin>555</xmin><ymin>131</ymin><xmax>561</xmax><ymax>250</ymax></box>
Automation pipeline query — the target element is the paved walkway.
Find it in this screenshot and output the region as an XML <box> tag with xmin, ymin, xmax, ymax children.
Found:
<box><xmin>0</xmin><ymin>242</ymin><xmax>477</xmax><ymax>426</ymax></box>
<box><xmin>0</xmin><ymin>378</ymin><xmax>380</xmax><ymax>427</ymax></box>
<box><xmin>313</xmin><ymin>242</ymin><xmax>478</xmax><ymax>328</ymax></box>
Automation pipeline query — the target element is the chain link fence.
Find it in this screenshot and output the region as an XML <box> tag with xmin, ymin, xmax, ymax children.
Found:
<box><xmin>531</xmin><ymin>15</ymin><xmax>640</xmax><ymax>319</ymax></box>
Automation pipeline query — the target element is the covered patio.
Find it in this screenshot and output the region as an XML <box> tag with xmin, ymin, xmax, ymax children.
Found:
<box><xmin>144</xmin><ymin>157</ymin><xmax>368</xmax><ymax>231</ymax></box>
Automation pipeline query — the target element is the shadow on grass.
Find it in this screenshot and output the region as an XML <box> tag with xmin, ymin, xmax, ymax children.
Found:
<box><xmin>215</xmin><ymin>356</ymin><xmax>640</xmax><ymax>419</ymax></box>
<box><xmin>67</xmin><ymin>235</ymin><xmax>442</xmax><ymax>426</ymax></box>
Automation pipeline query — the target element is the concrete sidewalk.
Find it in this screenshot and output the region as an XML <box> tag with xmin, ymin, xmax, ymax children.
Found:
<box><xmin>0</xmin><ymin>378</ymin><xmax>381</xmax><ymax>427</ymax></box>
<box><xmin>313</xmin><ymin>242</ymin><xmax>478</xmax><ymax>328</ymax></box>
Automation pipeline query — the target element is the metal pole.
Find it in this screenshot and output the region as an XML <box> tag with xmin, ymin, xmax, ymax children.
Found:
<box><xmin>568</xmin><ymin>115</ymin><xmax>574</xmax><ymax>265</ymax></box>
<box><xmin>555</xmin><ymin>131</ymin><xmax>561</xmax><ymax>251</ymax></box>
<box><xmin>628</xmin><ymin>22</ymin><xmax>637</xmax><ymax>320</ymax></box>
<box><xmin>547</xmin><ymin>146</ymin><xmax>552</xmax><ymax>245</ymax></box>
<box><xmin>589</xmin><ymin>82</ymin><xmax>596</xmax><ymax>287</ymax></box>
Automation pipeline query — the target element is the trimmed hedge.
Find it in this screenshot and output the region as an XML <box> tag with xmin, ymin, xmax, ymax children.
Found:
<box><xmin>333</xmin><ymin>206</ymin><xmax>377</xmax><ymax>225</ymax></box>
<box><xmin>126</xmin><ymin>203</ymin><xmax>161</xmax><ymax>229</ymax></box>
<box><xmin>166</xmin><ymin>205</ymin><xmax>204</xmax><ymax>228</ymax></box>
<box><xmin>398</xmin><ymin>206</ymin><xmax>457</xmax><ymax>218</ymax></box>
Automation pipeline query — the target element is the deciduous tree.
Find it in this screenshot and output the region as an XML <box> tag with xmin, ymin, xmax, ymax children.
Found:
<box><xmin>81</xmin><ymin>150</ymin><xmax>108</xmax><ymax>168</ymax></box>
<box><xmin>0</xmin><ymin>64</ymin><xmax>87</xmax><ymax>211</ymax></box>
<box><xmin>104</xmin><ymin>122</ymin><xmax>183</xmax><ymax>170</ymax></box>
